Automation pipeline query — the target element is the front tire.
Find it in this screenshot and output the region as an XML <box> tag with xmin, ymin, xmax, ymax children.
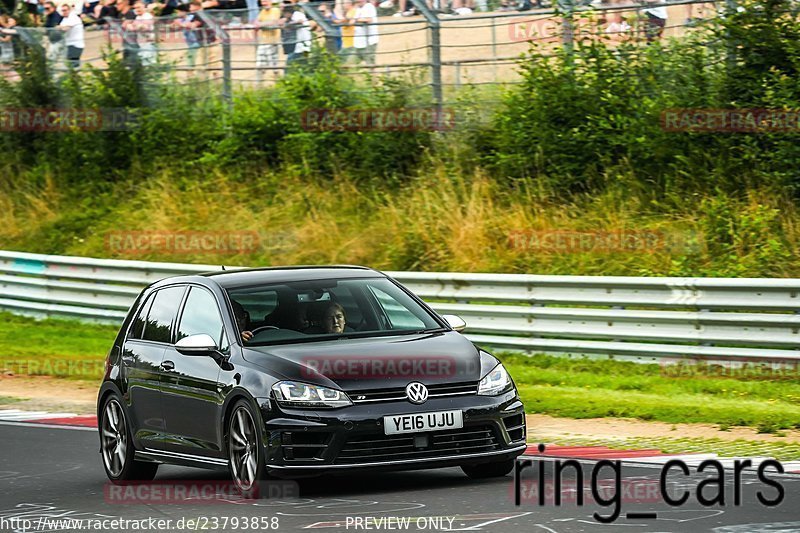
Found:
<box><xmin>99</xmin><ymin>395</ymin><xmax>158</xmax><ymax>483</ymax></box>
<box><xmin>461</xmin><ymin>459</ymin><xmax>515</xmax><ymax>479</ymax></box>
<box><xmin>228</xmin><ymin>399</ymin><xmax>268</xmax><ymax>496</ymax></box>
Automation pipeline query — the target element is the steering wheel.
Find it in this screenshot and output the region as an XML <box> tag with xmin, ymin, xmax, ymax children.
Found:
<box><xmin>249</xmin><ymin>326</ymin><xmax>280</xmax><ymax>336</ymax></box>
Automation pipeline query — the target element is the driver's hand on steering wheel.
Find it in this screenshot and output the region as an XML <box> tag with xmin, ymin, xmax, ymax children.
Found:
<box><xmin>241</xmin><ymin>330</ymin><xmax>253</xmax><ymax>342</ymax></box>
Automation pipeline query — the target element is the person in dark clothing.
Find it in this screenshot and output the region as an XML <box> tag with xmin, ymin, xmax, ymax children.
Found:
<box><xmin>43</xmin><ymin>2</ymin><xmax>63</xmax><ymax>27</ymax></box>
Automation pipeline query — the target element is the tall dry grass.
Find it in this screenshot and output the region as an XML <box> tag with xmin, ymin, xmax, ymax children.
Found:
<box><xmin>1</xmin><ymin>168</ymin><xmax>798</xmax><ymax>276</ymax></box>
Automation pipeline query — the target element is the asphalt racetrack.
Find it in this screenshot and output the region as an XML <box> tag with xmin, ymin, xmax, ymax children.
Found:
<box><xmin>1</xmin><ymin>423</ymin><xmax>800</xmax><ymax>533</ymax></box>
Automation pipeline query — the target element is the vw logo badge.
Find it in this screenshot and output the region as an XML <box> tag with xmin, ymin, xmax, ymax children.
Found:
<box><xmin>406</xmin><ymin>382</ymin><xmax>429</xmax><ymax>404</ymax></box>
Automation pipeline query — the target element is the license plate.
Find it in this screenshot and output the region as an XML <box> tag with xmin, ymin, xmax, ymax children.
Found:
<box><xmin>384</xmin><ymin>410</ymin><xmax>463</xmax><ymax>435</ymax></box>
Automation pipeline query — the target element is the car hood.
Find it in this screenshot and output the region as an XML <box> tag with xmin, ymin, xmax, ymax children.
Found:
<box><xmin>242</xmin><ymin>331</ymin><xmax>485</xmax><ymax>392</ymax></box>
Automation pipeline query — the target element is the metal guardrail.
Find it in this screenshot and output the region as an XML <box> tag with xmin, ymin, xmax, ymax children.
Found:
<box><xmin>1</xmin><ymin>250</ymin><xmax>798</xmax><ymax>363</ymax></box>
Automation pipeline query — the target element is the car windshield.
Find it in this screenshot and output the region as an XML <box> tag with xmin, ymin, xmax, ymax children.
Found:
<box><xmin>226</xmin><ymin>277</ymin><xmax>444</xmax><ymax>345</ymax></box>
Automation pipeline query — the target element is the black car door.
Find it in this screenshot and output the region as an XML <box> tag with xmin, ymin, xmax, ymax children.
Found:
<box><xmin>161</xmin><ymin>285</ymin><xmax>227</xmax><ymax>457</ymax></box>
<box><xmin>122</xmin><ymin>285</ymin><xmax>187</xmax><ymax>451</ymax></box>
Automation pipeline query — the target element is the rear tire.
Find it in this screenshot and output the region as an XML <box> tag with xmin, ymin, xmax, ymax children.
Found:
<box><xmin>461</xmin><ymin>459</ymin><xmax>515</xmax><ymax>479</ymax></box>
<box><xmin>99</xmin><ymin>395</ymin><xmax>159</xmax><ymax>483</ymax></box>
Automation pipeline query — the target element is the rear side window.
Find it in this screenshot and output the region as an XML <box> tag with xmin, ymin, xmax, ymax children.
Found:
<box><xmin>177</xmin><ymin>287</ymin><xmax>225</xmax><ymax>348</ymax></box>
<box><xmin>142</xmin><ymin>286</ymin><xmax>186</xmax><ymax>344</ymax></box>
<box><xmin>128</xmin><ymin>294</ymin><xmax>154</xmax><ymax>340</ymax></box>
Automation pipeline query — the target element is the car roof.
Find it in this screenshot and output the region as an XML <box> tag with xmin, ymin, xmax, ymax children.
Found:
<box><xmin>151</xmin><ymin>265</ymin><xmax>387</xmax><ymax>290</ymax></box>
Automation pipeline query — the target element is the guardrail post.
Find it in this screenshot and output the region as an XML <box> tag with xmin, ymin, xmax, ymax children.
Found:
<box><xmin>410</xmin><ymin>0</ymin><xmax>443</xmax><ymax>111</ymax></box>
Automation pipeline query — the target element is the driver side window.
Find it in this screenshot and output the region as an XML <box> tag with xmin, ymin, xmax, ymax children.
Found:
<box><xmin>177</xmin><ymin>287</ymin><xmax>227</xmax><ymax>350</ymax></box>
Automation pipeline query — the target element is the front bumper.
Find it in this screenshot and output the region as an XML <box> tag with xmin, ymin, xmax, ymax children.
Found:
<box><xmin>256</xmin><ymin>389</ymin><xmax>526</xmax><ymax>477</ymax></box>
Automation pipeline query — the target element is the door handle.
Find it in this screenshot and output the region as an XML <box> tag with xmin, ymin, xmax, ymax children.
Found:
<box><xmin>161</xmin><ymin>360</ymin><xmax>175</xmax><ymax>371</ymax></box>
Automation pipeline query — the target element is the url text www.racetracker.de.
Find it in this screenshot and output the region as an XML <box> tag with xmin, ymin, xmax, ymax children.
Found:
<box><xmin>0</xmin><ymin>516</ymin><xmax>280</xmax><ymax>532</ymax></box>
<box><xmin>514</xmin><ymin>445</ymin><xmax>787</xmax><ymax>524</ymax></box>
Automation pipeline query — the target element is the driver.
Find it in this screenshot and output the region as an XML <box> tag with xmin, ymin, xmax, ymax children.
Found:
<box><xmin>230</xmin><ymin>300</ymin><xmax>254</xmax><ymax>342</ymax></box>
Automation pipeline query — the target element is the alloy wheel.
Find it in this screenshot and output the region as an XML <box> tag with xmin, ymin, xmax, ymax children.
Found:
<box><xmin>101</xmin><ymin>399</ymin><xmax>128</xmax><ymax>477</ymax></box>
<box><xmin>229</xmin><ymin>407</ymin><xmax>258</xmax><ymax>491</ymax></box>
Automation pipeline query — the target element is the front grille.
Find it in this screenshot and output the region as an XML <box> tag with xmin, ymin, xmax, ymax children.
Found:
<box><xmin>335</xmin><ymin>425</ymin><xmax>500</xmax><ymax>465</ymax></box>
<box><xmin>349</xmin><ymin>382</ymin><xmax>478</xmax><ymax>404</ymax></box>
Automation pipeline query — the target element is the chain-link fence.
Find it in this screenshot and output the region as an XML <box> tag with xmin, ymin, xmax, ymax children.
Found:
<box><xmin>0</xmin><ymin>0</ymin><xmax>720</xmax><ymax>103</ymax></box>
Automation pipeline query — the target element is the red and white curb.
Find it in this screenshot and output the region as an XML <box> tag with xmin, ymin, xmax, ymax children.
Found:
<box><xmin>526</xmin><ymin>444</ymin><xmax>800</xmax><ymax>473</ymax></box>
<box><xmin>0</xmin><ymin>409</ymin><xmax>97</xmax><ymax>428</ymax></box>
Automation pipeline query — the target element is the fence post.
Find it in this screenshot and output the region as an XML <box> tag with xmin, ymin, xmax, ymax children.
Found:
<box><xmin>198</xmin><ymin>11</ymin><xmax>232</xmax><ymax>110</ymax></box>
<box><xmin>410</xmin><ymin>0</ymin><xmax>443</xmax><ymax>111</ymax></box>
<box><xmin>558</xmin><ymin>0</ymin><xmax>574</xmax><ymax>55</ymax></box>
<box><xmin>724</xmin><ymin>0</ymin><xmax>737</xmax><ymax>73</ymax></box>
<box><xmin>300</xmin><ymin>3</ymin><xmax>337</xmax><ymax>52</ymax></box>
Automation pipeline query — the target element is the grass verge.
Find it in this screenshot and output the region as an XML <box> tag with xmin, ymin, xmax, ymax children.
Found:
<box><xmin>0</xmin><ymin>396</ymin><xmax>22</xmax><ymax>405</ymax></box>
<box><xmin>499</xmin><ymin>353</ymin><xmax>800</xmax><ymax>433</ymax></box>
<box><xmin>0</xmin><ymin>312</ymin><xmax>118</xmax><ymax>380</ymax></box>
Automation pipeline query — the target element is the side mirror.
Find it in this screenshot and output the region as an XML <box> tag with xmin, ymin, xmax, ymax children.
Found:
<box><xmin>175</xmin><ymin>334</ymin><xmax>219</xmax><ymax>356</ymax></box>
<box><xmin>442</xmin><ymin>314</ymin><xmax>467</xmax><ymax>333</ymax></box>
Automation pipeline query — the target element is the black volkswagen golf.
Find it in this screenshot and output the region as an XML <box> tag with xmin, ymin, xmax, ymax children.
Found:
<box><xmin>97</xmin><ymin>266</ymin><xmax>527</xmax><ymax>492</ymax></box>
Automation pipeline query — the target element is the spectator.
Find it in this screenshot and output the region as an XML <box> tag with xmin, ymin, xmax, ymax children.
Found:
<box><xmin>157</xmin><ymin>0</ymin><xmax>180</xmax><ymax>17</ymax></box>
<box><xmin>351</xmin><ymin>0</ymin><xmax>377</xmax><ymax>65</ymax></box>
<box><xmin>82</xmin><ymin>0</ymin><xmax>101</xmax><ymax>23</ymax></box>
<box><xmin>604</xmin><ymin>11</ymin><xmax>631</xmax><ymax>42</ymax></box>
<box><xmin>279</xmin><ymin>0</ymin><xmax>310</xmax><ymax>69</ymax></box>
<box><xmin>0</xmin><ymin>12</ymin><xmax>16</xmax><ymax>65</ymax></box>
<box><xmin>278</xmin><ymin>1</ymin><xmax>295</xmax><ymax>60</ymax></box>
<box><xmin>315</xmin><ymin>2</ymin><xmax>341</xmax><ymax>54</ymax></box>
<box><xmin>245</xmin><ymin>0</ymin><xmax>258</xmax><ymax>22</ymax></box>
<box><xmin>337</xmin><ymin>0</ymin><xmax>356</xmax><ymax>61</ymax></box>
<box><xmin>23</xmin><ymin>0</ymin><xmax>40</xmax><ymax>25</ymax></box>
<box><xmin>42</xmin><ymin>2</ymin><xmax>64</xmax><ymax>63</ymax></box>
<box><xmin>173</xmin><ymin>0</ymin><xmax>214</xmax><ymax>68</ymax></box>
<box><xmin>118</xmin><ymin>0</ymin><xmax>136</xmax><ymax>22</ymax></box>
<box><xmin>92</xmin><ymin>0</ymin><xmax>119</xmax><ymax>24</ymax></box>
<box><xmin>58</xmin><ymin>3</ymin><xmax>85</xmax><ymax>68</ymax></box>
<box><xmin>642</xmin><ymin>1</ymin><xmax>666</xmax><ymax>42</ymax></box>
<box><xmin>115</xmin><ymin>0</ymin><xmax>140</xmax><ymax>65</ymax></box>
<box><xmin>255</xmin><ymin>0</ymin><xmax>280</xmax><ymax>80</ymax></box>
<box><xmin>132</xmin><ymin>0</ymin><xmax>156</xmax><ymax>65</ymax></box>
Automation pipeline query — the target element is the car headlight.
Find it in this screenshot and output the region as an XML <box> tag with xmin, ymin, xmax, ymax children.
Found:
<box><xmin>272</xmin><ymin>381</ymin><xmax>352</xmax><ymax>408</ymax></box>
<box><xmin>477</xmin><ymin>363</ymin><xmax>512</xmax><ymax>396</ymax></box>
